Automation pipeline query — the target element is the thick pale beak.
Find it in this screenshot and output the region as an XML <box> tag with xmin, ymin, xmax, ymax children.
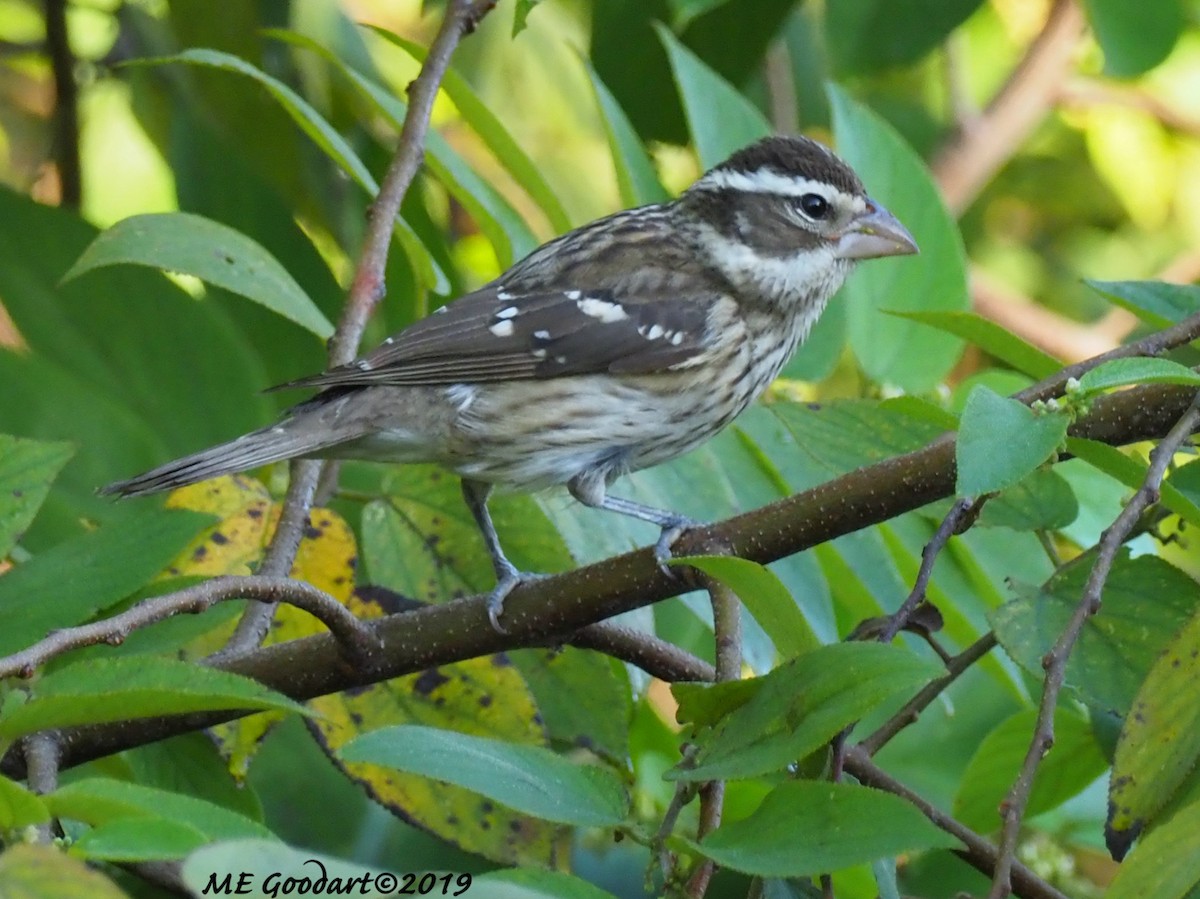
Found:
<box><xmin>834</xmin><ymin>200</ymin><xmax>919</xmax><ymax>260</ymax></box>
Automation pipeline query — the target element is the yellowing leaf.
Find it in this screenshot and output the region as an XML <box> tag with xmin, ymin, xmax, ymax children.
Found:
<box><xmin>307</xmin><ymin>590</ymin><xmax>559</xmax><ymax>866</ymax></box>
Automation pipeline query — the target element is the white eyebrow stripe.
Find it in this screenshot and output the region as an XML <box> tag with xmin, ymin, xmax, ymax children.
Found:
<box><xmin>696</xmin><ymin>169</ymin><xmax>846</xmax><ymax>200</ymax></box>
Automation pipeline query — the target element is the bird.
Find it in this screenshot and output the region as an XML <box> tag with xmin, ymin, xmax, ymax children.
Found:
<box><xmin>104</xmin><ymin>135</ymin><xmax>918</xmax><ymax>630</ymax></box>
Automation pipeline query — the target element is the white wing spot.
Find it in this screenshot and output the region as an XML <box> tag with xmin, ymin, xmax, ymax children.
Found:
<box><xmin>645</xmin><ymin>324</ymin><xmax>665</xmax><ymax>341</ymax></box>
<box><xmin>533</xmin><ymin>329</ymin><xmax>551</xmax><ymax>340</ymax></box>
<box><xmin>565</xmin><ymin>289</ymin><xmax>582</xmax><ymax>300</ymax></box>
<box><xmin>671</xmin><ymin>331</ymin><xmax>684</xmax><ymax>345</ymax></box>
<box><xmin>531</xmin><ymin>347</ymin><xmax>548</xmax><ymax>359</ymax></box>
<box><xmin>554</xmin><ymin>355</ymin><xmax>567</xmax><ymax>364</ymax></box>
<box><xmin>434</xmin><ymin>305</ymin><xmax>448</xmax><ymax>314</ymax></box>
<box><xmin>577</xmin><ymin>297</ymin><xmax>628</xmax><ymax>323</ymax></box>
<box><xmin>497</xmin><ymin>290</ymin><xmax>513</xmax><ymax>301</ymax></box>
<box><xmin>496</xmin><ymin>306</ymin><xmax>519</xmax><ymax>319</ymax></box>
<box><xmin>383</xmin><ymin>336</ymin><xmax>395</xmax><ymax>345</ymax></box>
<box><xmin>490</xmin><ymin>319</ymin><xmax>515</xmax><ymax>337</ymax></box>
<box><xmin>354</xmin><ymin>359</ymin><xmax>372</xmax><ymax>370</ymax></box>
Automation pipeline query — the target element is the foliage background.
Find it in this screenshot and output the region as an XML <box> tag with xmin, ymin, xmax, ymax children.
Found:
<box><xmin>2</xmin><ymin>0</ymin><xmax>1200</xmax><ymax>897</ymax></box>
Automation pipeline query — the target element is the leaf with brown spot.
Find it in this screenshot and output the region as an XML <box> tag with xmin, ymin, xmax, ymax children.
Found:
<box><xmin>1108</xmin><ymin>605</ymin><xmax>1200</xmax><ymax>857</ymax></box>
<box><xmin>307</xmin><ymin>591</ymin><xmax>559</xmax><ymax>866</ymax></box>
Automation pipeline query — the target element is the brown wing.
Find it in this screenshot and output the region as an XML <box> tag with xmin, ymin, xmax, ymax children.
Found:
<box><xmin>271</xmin><ymin>286</ymin><xmax>719</xmax><ymax>391</ymax></box>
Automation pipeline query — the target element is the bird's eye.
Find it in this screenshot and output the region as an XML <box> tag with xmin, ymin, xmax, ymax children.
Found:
<box><xmin>797</xmin><ymin>193</ymin><xmax>830</xmax><ymax>220</ymax></box>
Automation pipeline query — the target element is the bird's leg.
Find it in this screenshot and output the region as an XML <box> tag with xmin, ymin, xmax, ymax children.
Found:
<box><xmin>568</xmin><ymin>473</ymin><xmax>699</xmax><ymax>574</ymax></box>
<box><xmin>461</xmin><ymin>478</ymin><xmax>545</xmax><ymax>632</ymax></box>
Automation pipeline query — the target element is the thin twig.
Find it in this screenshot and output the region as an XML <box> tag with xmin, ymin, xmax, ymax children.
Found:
<box><xmin>858</xmin><ymin>632</ymin><xmax>998</xmax><ymax>755</ymax></box>
<box><xmin>23</xmin><ymin>732</ymin><xmax>60</xmax><ymax>844</ymax></box>
<box><xmin>844</xmin><ymin>747</ymin><xmax>1069</xmax><ymax>899</ymax></box>
<box><xmin>570</xmin><ymin>623</ymin><xmax>715</xmax><ymax>683</ymax></box>
<box><xmin>219</xmin><ymin>461</ymin><xmax>321</xmax><ymax>657</ymax></box>
<box><xmin>683</xmin><ymin>580</ymin><xmax>741</xmax><ymax>897</ymax></box>
<box><xmin>217</xmin><ymin>0</ymin><xmax>496</xmax><ymax>655</ymax></box>
<box><xmin>988</xmin><ymin>390</ymin><xmax>1200</xmax><ymax>898</ymax></box>
<box><xmin>880</xmin><ymin>497</ymin><xmax>977</xmax><ymax>643</ymax></box>
<box><xmin>44</xmin><ymin>0</ymin><xmax>81</xmax><ymax>208</ymax></box>
<box><xmin>0</xmin><ymin>576</ymin><xmax>380</xmax><ymax>679</ymax></box>
<box><xmin>933</xmin><ymin>0</ymin><xmax>1085</xmax><ymax>213</ymax></box>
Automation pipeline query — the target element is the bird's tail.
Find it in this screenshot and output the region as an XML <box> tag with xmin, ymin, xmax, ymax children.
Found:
<box><xmin>101</xmin><ymin>417</ymin><xmax>340</xmax><ymax>498</ymax></box>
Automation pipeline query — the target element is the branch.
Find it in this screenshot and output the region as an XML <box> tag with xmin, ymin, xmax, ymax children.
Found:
<box><xmin>844</xmin><ymin>747</ymin><xmax>1070</xmax><ymax>899</ymax></box>
<box><xmin>0</xmin><ymin>576</ymin><xmax>380</xmax><ymax>679</ymax></box>
<box><xmin>858</xmin><ymin>632</ymin><xmax>998</xmax><ymax>755</ymax></box>
<box><xmin>44</xmin><ymin>0</ymin><xmax>81</xmax><ymax>208</ymax></box>
<box><xmin>933</xmin><ymin>0</ymin><xmax>1085</xmax><ymax>213</ymax></box>
<box><xmin>569</xmin><ymin>623</ymin><xmax>715</xmax><ymax>683</ymax></box>
<box><xmin>4</xmin><ymin>373</ymin><xmax>1199</xmax><ymax>778</ymax></box>
<box><xmin>683</xmin><ymin>579</ymin><xmax>742</xmax><ymax>897</ymax></box>
<box><xmin>987</xmin><ymin>390</ymin><xmax>1200</xmax><ymax>898</ymax></box>
<box><xmin>23</xmin><ymin>732</ymin><xmax>60</xmax><ymax>844</ymax></box>
<box><xmin>879</xmin><ymin>497</ymin><xmax>977</xmax><ymax>643</ymax></box>
<box><xmin>218</xmin><ymin>0</ymin><xmax>497</xmax><ymax>655</ymax></box>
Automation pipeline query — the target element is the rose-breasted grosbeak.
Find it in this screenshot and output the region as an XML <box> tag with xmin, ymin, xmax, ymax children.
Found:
<box><xmin>105</xmin><ymin>135</ymin><xmax>917</xmax><ymax>628</ymax></box>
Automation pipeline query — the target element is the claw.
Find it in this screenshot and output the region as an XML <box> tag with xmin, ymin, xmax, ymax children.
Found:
<box><xmin>485</xmin><ymin>563</ymin><xmax>549</xmax><ymax>633</ymax></box>
<box><xmin>654</xmin><ymin>516</ymin><xmax>699</xmax><ymax>577</ymax></box>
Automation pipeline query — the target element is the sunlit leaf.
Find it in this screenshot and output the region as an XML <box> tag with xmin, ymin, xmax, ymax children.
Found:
<box><xmin>62</xmin><ymin>213</ymin><xmax>332</xmax><ymax>338</ymax></box>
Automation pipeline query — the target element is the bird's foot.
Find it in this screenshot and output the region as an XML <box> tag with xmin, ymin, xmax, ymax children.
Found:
<box><xmin>654</xmin><ymin>515</ymin><xmax>701</xmax><ymax>576</ymax></box>
<box><xmin>486</xmin><ymin>563</ymin><xmax>549</xmax><ymax>633</ymax></box>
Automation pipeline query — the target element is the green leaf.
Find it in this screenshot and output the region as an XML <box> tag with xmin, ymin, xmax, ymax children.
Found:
<box><xmin>956</xmin><ymin>386</ymin><xmax>1069</xmax><ymax>496</ymax></box>
<box><xmin>513</xmin><ymin>0</ymin><xmax>542</xmax><ymax>35</ymax></box>
<box><xmin>183</xmin><ymin>840</ymin><xmax>384</xmax><ymax>897</ymax></box>
<box><xmin>46</xmin><ymin>778</ymin><xmax>272</xmax><ymax>842</ymax></box>
<box><xmin>364</xmin><ymin>27</ymin><xmax>573</xmax><ymax>233</ymax></box>
<box><xmin>1067</xmin><ymin>437</ymin><xmax>1200</xmax><ymax>529</ymax></box>
<box><xmin>992</xmin><ymin>552</ymin><xmax>1200</xmax><ymax>714</ymax></box>
<box><xmin>1077</xmin><ymin>357</ymin><xmax>1200</xmax><ymax>394</ymax></box>
<box><xmin>1082</xmin><ymin>0</ymin><xmax>1185</xmax><ymax>77</ymax></box>
<box><xmin>475</xmin><ymin>868</ymin><xmax>623</xmax><ymax>898</ymax></box>
<box><xmin>1087</xmin><ymin>279</ymin><xmax>1200</xmax><ymax>328</ymax></box>
<box><xmin>139</xmin><ymin>48</ymin><xmax>447</xmax><ymax>294</ymax></box>
<box><xmin>889</xmin><ymin>310</ymin><xmax>1060</xmax><ymax>380</ymax></box>
<box><xmin>977</xmin><ymin>469</ymin><xmax>1079</xmax><ymax>532</ymax></box>
<box><xmin>0</xmin><ymin>508</ymin><xmax>212</xmax><ymax>656</ymax></box>
<box><xmin>71</xmin><ymin>818</ymin><xmax>208</xmax><ymax>862</ymax></box>
<box><xmin>0</xmin><ymin>776</ymin><xmax>50</xmax><ymax>831</ymax></box>
<box><xmin>697</xmin><ymin>781</ymin><xmax>958</xmax><ymax>876</ymax></box>
<box><xmin>1109</xmin><ymin>606</ymin><xmax>1200</xmax><ymax>848</ymax></box>
<box><xmin>1105</xmin><ymin>798</ymin><xmax>1200</xmax><ymax>898</ymax></box>
<box><xmin>0</xmin><ymin>657</ymin><xmax>309</xmax><ymax>740</ymax></box>
<box><xmin>826</xmin><ymin>0</ymin><xmax>986</xmax><ymax>74</ymax></box>
<box><xmin>267</xmin><ymin>29</ymin><xmax>539</xmax><ymax>269</ymax></box>
<box><xmin>829</xmin><ymin>86</ymin><xmax>968</xmax><ymax>392</ymax></box>
<box><xmin>672</xmin><ymin>643</ymin><xmax>940</xmax><ymax>782</ymax></box>
<box><xmin>672</xmin><ymin>555</ymin><xmax>820</xmax><ymax>659</ymax></box>
<box><xmin>0</xmin><ymin>844</ymin><xmax>129</xmax><ymax>898</ymax></box>
<box><xmin>139</xmin><ymin>49</ymin><xmax>375</xmax><ymax>191</ymax></box>
<box><xmin>953</xmin><ymin>708</ymin><xmax>1107</xmax><ymax>832</ymax></box>
<box><xmin>582</xmin><ymin>63</ymin><xmax>670</xmax><ymax>207</ymax></box>
<box><xmin>0</xmin><ymin>435</ymin><xmax>74</xmax><ymax>559</ymax></box>
<box><xmin>666</xmin><ymin>0</ymin><xmax>731</xmax><ymax>28</ymax></box>
<box><xmin>62</xmin><ymin>213</ymin><xmax>332</xmax><ymax>339</ymax></box>
<box><xmin>339</xmin><ymin>725</ymin><xmax>628</xmax><ymax>826</ymax></box>
<box><xmin>655</xmin><ymin>24</ymin><xmax>771</xmax><ymax>168</ymax></box>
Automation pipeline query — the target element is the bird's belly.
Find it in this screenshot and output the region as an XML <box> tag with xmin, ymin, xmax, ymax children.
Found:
<box><xmin>445</xmin><ymin>356</ymin><xmax>775</xmax><ymax>491</ymax></box>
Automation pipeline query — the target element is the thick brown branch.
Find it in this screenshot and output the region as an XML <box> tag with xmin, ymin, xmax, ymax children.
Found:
<box><xmin>3</xmin><ymin>374</ymin><xmax>1196</xmax><ymax>778</ymax></box>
